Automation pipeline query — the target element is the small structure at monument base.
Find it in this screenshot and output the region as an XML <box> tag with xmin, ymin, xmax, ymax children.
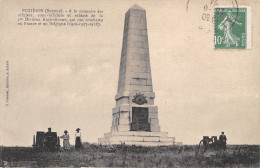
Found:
<box><xmin>98</xmin><ymin>131</ymin><xmax>175</xmax><ymax>146</ymax></box>
<box><xmin>33</xmin><ymin>127</ymin><xmax>60</xmax><ymax>151</ymax></box>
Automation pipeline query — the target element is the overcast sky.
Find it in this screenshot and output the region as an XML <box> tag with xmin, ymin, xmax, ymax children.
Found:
<box><xmin>0</xmin><ymin>0</ymin><xmax>260</xmax><ymax>146</ymax></box>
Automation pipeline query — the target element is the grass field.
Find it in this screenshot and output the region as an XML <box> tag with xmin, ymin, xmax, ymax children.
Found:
<box><xmin>0</xmin><ymin>143</ymin><xmax>259</xmax><ymax>167</ymax></box>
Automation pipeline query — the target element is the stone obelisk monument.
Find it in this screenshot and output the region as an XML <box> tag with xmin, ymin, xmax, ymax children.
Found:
<box><xmin>98</xmin><ymin>4</ymin><xmax>175</xmax><ymax>146</ymax></box>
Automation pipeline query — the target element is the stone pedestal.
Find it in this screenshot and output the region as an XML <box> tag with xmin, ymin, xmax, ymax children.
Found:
<box><xmin>98</xmin><ymin>4</ymin><xmax>175</xmax><ymax>146</ymax></box>
<box><xmin>98</xmin><ymin>131</ymin><xmax>174</xmax><ymax>146</ymax></box>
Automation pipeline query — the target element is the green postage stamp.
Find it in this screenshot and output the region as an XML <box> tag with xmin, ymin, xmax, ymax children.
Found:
<box><xmin>214</xmin><ymin>6</ymin><xmax>251</xmax><ymax>49</ymax></box>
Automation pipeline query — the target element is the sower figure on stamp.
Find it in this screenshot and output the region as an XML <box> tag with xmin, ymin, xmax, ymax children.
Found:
<box><xmin>60</xmin><ymin>130</ymin><xmax>70</xmax><ymax>151</ymax></box>
<box><xmin>75</xmin><ymin>128</ymin><xmax>82</xmax><ymax>150</ymax></box>
<box><xmin>219</xmin><ymin>132</ymin><xmax>227</xmax><ymax>150</ymax></box>
<box><xmin>218</xmin><ymin>10</ymin><xmax>242</xmax><ymax>47</ymax></box>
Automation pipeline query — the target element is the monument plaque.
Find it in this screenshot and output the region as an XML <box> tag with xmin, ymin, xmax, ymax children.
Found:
<box><xmin>98</xmin><ymin>4</ymin><xmax>175</xmax><ymax>146</ymax></box>
<box><xmin>131</xmin><ymin>107</ymin><xmax>150</xmax><ymax>131</ymax></box>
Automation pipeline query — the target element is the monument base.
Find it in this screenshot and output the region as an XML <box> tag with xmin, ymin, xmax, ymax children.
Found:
<box><xmin>98</xmin><ymin>131</ymin><xmax>175</xmax><ymax>146</ymax></box>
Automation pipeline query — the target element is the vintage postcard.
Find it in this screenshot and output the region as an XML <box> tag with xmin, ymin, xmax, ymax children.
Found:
<box><xmin>0</xmin><ymin>0</ymin><xmax>260</xmax><ymax>167</ymax></box>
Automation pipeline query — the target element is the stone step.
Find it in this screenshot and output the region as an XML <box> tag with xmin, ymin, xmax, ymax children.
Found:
<box><xmin>107</xmin><ymin>131</ymin><xmax>169</xmax><ymax>137</ymax></box>
<box><xmin>110</xmin><ymin>141</ymin><xmax>174</xmax><ymax>146</ymax></box>
<box><xmin>110</xmin><ymin>135</ymin><xmax>174</xmax><ymax>143</ymax></box>
<box><xmin>99</xmin><ymin>131</ymin><xmax>175</xmax><ymax>146</ymax></box>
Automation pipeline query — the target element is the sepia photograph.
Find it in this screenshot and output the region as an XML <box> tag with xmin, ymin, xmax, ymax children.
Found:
<box><xmin>0</xmin><ymin>0</ymin><xmax>259</xmax><ymax>167</ymax></box>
